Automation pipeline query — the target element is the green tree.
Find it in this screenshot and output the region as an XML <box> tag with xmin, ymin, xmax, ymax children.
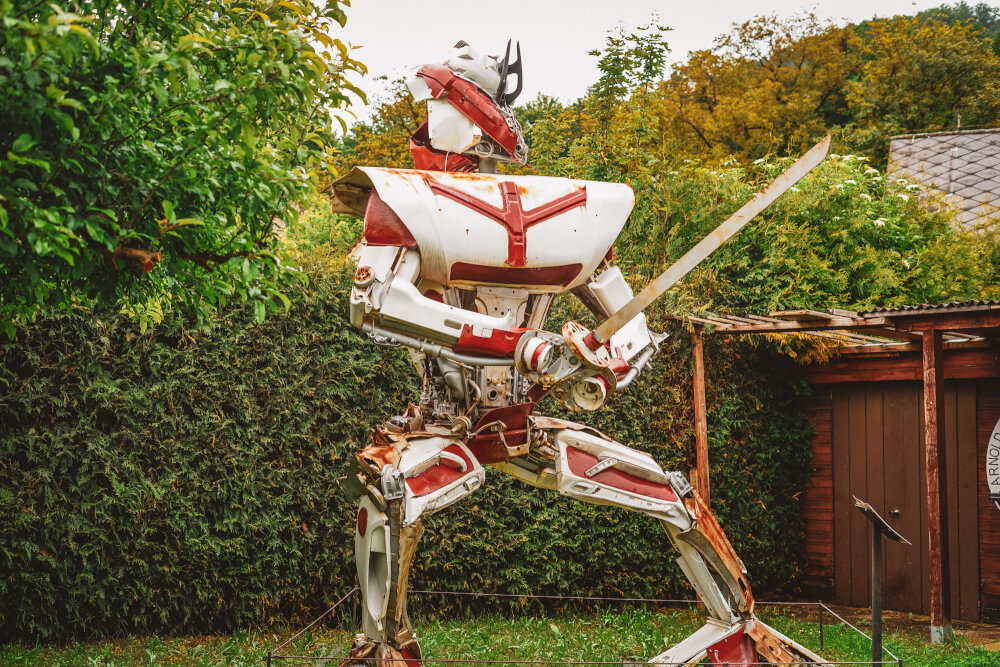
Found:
<box><xmin>0</xmin><ymin>0</ymin><xmax>365</xmax><ymax>335</ymax></box>
<box><xmin>845</xmin><ymin>13</ymin><xmax>1000</xmax><ymax>158</ymax></box>
<box><xmin>654</xmin><ymin>13</ymin><xmax>855</xmax><ymax>161</ymax></box>
<box><xmin>587</xmin><ymin>20</ymin><xmax>671</xmax><ymax>107</ymax></box>
<box><xmin>919</xmin><ymin>2</ymin><xmax>1000</xmax><ymax>53</ymax></box>
<box><xmin>641</xmin><ymin>10</ymin><xmax>1000</xmax><ymax>164</ymax></box>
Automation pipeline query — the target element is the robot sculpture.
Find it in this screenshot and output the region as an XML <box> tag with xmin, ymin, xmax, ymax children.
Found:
<box><xmin>332</xmin><ymin>42</ymin><xmax>829</xmax><ymax>666</ymax></box>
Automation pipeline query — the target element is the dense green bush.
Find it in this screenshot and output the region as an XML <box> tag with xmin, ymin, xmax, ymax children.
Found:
<box><xmin>0</xmin><ymin>264</ymin><xmax>400</xmax><ymax>640</ymax></box>
<box><xmin>0</xmin><ymin>1</ymin><xmax>364</xmax><ymax>334</ymax></box>
<box><xmin>0</xmin><ymin>252</ymin><xmax>814</xmax><ymax>641</ymax></box>
<box><xmin>5</xmin><ymin>148</ymin><xmax>999</xmax><ymax>642</ymax></box>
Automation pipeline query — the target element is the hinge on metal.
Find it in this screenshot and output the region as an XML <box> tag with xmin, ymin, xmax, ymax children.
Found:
<box><xmin>367</xmin><ymin>322</ymin><xmax>400</xmax><ymax>348</ymax></box>
<box><xmin>668</xmin><ymin>471</ymin><xmax>693</xmax><ymax>498</ymax></box>
<box><xmin>381</xmin><ymin>465</ymin><xmax>406</xmax><ymax>501</ymax></box>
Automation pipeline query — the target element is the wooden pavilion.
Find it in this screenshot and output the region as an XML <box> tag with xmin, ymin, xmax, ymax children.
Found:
<box><xmin>679</xmin><ymin>301</ymin><xmax>1000</xmax><ymax>641</ymax></box>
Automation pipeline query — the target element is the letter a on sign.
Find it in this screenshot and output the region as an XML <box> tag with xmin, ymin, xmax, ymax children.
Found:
<box><xmin>989</xmin><ymin>418</ymin><xmax>1000</xmax><ymax>512</ymax></box>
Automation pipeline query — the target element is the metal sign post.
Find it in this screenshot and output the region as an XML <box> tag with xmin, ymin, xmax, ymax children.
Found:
<box><xmin>854</xmin><ymin>497</ymin><xmax>911</xmax><ymax>666</ymax></box>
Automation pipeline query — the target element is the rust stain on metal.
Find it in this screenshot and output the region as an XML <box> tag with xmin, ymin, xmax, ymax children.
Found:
<box><xmin>358</xmin><ymin>437</ymin><xmax>403</xmax><ymax>470</ymax></box>
<box><xmin>439</xmin><ymin>170</ymin><xmax>499</xmax><ymax>182</ymax></box>
<box><xmin>382</xmin><ymin>167</ymin><xmax>420</xmax><ymax>177</ymax></box>
<box><xmin>339</xmin><ymin>642</ymin><xmax>414</xmax><ymax>667</ymax></box>
<box><xmin>692</xmin><ymin>331</ymin><xmax>710</xmax><ymax>505</ymax></box>
<box><xmin>421</xmin><ymin>170</ymin><xmax>503</xmax><ymax>185</ymax></box>
<box><xmin>684</xmin><ymin>494</ymin><xmax>755</xmax><ymax>614</ymax></box>
<box><xmin>746</xmin><ymin>622</ymin><xmax>798</xmax><ymax>663</ymax></box>
<box><xmin>338</xmin><ymin>640</ymin><xmax>376</xmax><ymax>666</ymax></box>
<box><xmin>354</xmin><ymin>265</ymin><xmax>372</xmax><ymax>283</ymax></box>
<box><xmin>393</xmin><ymin>521</ymin><xmax>426</xmax><ymax>633</ymax></box>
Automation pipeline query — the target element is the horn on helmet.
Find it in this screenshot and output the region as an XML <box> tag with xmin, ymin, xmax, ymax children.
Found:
<box><xmin>495</xmin><ymin>40</ymin><xmax>523</xmax><ymax>106</ymax></box>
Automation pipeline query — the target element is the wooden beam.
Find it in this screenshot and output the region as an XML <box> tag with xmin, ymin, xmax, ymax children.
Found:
<box><xmin>717</xmin><ymin>314</ymin><xmax>759</xmax><ymax>325</ymax></box>
<box><xmin>703</xmin><ymin>315</ymin><xmax>743</xmax><ymax>327</ymax></box>
<box><xmin>692</xmin><ymin>331</ymin><xmax>710</xmax><ymax>506</ymax></box>
<box><xmin>892</xmin><ymin>312</ymin><xmax>1000</xmax><ymax>332</ymax></box>
<box><xmin>671</xmin><ymin>314</ymin><xmax>729</xmax><ymax>329</ymax></box>
<box><xmin>922</xmin><ymin>329</ymin><xmax>954</xmax><ymax>643</ymax></box>
<box><xmin>745</xmin><ymin>314</ymin><xmax>786</xmax><ymax>324</ymax></box>
<box><xmin>708</xmin><ymin>317</ymin><xmax>891</xmax><ymax>333</ymax></box>
<box><xmin>770</xmin><ymin>309</ymin><xmax>844</xmax><ymax>321</ymax></box>
<box><xmin>862</xmin><ymin>327</ymin><xmax>922</xmax><ymax>342</ymax></box>
<box><xmin>803</xmin><ymin>346</ymin><xmax>1000</xmax><ymax>383</ymax></box>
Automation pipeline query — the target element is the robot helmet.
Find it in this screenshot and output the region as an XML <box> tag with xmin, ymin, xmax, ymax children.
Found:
<box><xmin>407</xmin><ymin>41</ymin><xmax>527</xmax><ymax>171</ymax></box>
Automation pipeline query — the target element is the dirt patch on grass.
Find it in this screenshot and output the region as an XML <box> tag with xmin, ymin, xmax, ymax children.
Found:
<box><xmin>821</xmin><ymin>604</ymin><xmax>1000</xmax><ymax>650</ymax></box>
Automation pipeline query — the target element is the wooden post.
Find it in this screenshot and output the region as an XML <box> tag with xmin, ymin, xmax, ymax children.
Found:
<box><xmin>692</xmin><ymin>331</ymin><xmax>710</xmax><ymax>506</ymax></box>
<box><xmin>922</xmin><ymin>328</ymin><xmax>953</xmax><ymax>643</ymax></box>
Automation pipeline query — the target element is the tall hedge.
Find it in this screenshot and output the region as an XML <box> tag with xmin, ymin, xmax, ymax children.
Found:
<box><xmin>0</xmin><ymin>262</ymin><xmax>812</xmax><ymax>642</ymax></box>
<box><xmin>6</xmin><ymin>148</ymin><xmax>999</xmax><ymax>641</ymax></box>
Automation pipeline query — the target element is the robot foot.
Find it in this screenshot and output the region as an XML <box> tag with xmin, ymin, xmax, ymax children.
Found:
<box><xmin>648</xmin><ymin>618</ymin><xmax>829</xmax><ymax>666</ymax></box>
<box><xmin>336</xmin><ymin>636</ymin><xmax>422</xmax><ymax>667</ymax></box>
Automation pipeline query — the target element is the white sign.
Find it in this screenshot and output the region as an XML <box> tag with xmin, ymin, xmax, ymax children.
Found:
<box><xmin>989</xmin><ymin>417</ymin><xmax>1000</xmax><ymax>511</ymax></box>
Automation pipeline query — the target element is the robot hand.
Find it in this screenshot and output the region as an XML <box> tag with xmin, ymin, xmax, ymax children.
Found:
<box><xmin>513</xmin><ymin>329</ymin><xmax>618</xmax><ymax>412</ymax></box>
<box><xmin>561</xmin><ymin>320</ymin><xmax>670</xmax><ymax>391</ymax></box>
<box><xmin>562</xmin><ymin>321</ymin><xmax>631</xmax><ymax>379</ymax></box>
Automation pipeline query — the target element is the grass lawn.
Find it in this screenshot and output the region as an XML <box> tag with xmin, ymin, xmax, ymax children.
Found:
<box><xmin>2</xmin><ymin>606</ymin><xmax>997</xmax><ymax>666</ymax></box>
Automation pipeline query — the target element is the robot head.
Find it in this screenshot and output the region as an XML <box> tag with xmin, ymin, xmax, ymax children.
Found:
<box><xmin>407</xmin><ymin>41</ymin><xmax>527</xmax><ymax>171</ymax></box>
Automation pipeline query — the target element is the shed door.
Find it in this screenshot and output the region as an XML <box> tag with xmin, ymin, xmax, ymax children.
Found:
<box><xmin>831</xmin><ymin>382</ymin><xmax>980</xmax><ymax>620</ymax></box>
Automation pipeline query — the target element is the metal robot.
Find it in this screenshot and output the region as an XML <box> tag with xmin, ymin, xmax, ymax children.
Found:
<box><xmin>332</xmin><ymin>41</ymin><xmax>828</xmax><ymax>666</ymax></box>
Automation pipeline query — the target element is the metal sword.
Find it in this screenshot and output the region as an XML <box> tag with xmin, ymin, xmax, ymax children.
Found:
<box><xmin>592</xmin><ymin>135</ymin><xmax>832</xmax><ymax>344</ymax></box>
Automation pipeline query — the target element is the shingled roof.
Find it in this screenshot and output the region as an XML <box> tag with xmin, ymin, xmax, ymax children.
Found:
<box><xmin>862</xmin><ymin>300</ymin><xmax>1000</xmax><ymax>315</ymax></box>
<box><xmin>669</xmin><ymin>300</ymin><xmax>1000</xmax><ymax>354</ymax></box>
<box><xmin>889</xmin><ymin>128</ymin><xmax>1000</xmax><ymax>227</ymax></box>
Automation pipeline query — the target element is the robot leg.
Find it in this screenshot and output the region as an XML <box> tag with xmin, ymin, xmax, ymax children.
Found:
<box><xmin>511</xmin><ymin>419</ymin><xmax>826</xmax><ymax>666</ymax></box>
<box><xmin>342</xmin><ymin>431</ymin><xmax>485</xmax><ymax>666</ymax></box>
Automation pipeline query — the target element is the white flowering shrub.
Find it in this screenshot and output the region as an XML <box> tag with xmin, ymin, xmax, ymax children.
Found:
<box><xmin>613</xmin><ymin>153</ymin><xmax>1000</xmax><ymax>314</ymax></box>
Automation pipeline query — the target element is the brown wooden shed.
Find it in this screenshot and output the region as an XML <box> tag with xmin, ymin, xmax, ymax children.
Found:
<box><xmin>680</xmin><ymin>301</ymin><xmax>1000</xmax><ymax>639</ymax></box>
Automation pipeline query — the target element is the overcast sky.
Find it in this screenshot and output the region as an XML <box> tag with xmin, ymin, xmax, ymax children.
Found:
<box><xmin>336</xmin><ymin>0</ymin><xmax>968</xmax><ymax>126</ymax></box>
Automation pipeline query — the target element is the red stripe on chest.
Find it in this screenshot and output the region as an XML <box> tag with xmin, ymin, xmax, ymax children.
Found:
<box><xmin>428</xmin><ymin>179</ymin><xmax>586</xmax><ymax>266</ymax></box>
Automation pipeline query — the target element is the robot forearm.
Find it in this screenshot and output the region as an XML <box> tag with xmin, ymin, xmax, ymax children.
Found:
<box><xmin>351</xmin><ymin>245</ymin><xmax>520</xmax><ymax>350</ymax></box>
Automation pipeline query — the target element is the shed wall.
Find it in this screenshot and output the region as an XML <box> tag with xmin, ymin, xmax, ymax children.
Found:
<box><xmin>799</xmin><ymin>379</ymin><xmax>1000</xmax><ymax>620</ymax></box>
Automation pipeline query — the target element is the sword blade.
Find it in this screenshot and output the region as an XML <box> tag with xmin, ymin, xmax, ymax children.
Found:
<box><xmin>593</xmin><ymin>135</ymin><xmax>831</xmax><ymax>343</ymax></box>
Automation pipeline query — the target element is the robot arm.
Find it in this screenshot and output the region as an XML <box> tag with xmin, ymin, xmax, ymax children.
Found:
<box><xmin>506</xmin><ymin>266</ymin><xmax>664</xmax><ymax>412</ymax></box>
<box><xmin>574</xmin><ymin>265</ymin><xmax>654</xmax><ymax>361</ymax></box>
<box><xmin>568</xmin><ymin>265</ymin><xmax>663</xmax><ymax>388</ymax></box>
<box><xmin>350</xmin><ymin>243</ymin><xmax>523</xmax><ymax>357</ymax></box>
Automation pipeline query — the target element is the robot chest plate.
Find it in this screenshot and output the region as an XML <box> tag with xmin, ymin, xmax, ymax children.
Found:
<box><xmin>356</xmin><ymin>167</ymin><xmax>635</xmax><ymax>291</ymax></box>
